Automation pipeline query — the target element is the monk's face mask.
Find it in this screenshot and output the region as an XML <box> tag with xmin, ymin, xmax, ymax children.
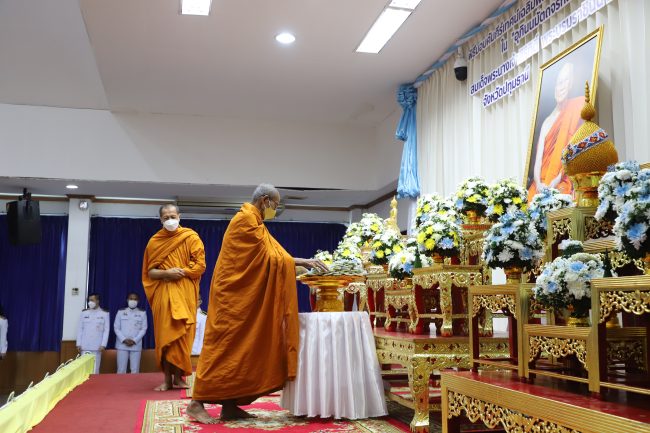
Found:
<box><xmin>263</xmin><ymin>197</ymin><xmax>278</xmax><ymax>221</ymax></box>
<box><xmin>163</xmin><ymin>219</ymin><xmax>180</xmax><ymax>231</ymax></box>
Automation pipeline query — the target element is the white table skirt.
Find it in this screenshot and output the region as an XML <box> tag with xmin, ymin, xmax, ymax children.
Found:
<box><xmin>280</xmin><ymin>312</ymin><xmax>388</xmax><ymax>419</ymax></box>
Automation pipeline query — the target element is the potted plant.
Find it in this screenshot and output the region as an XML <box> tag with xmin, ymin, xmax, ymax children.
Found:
<box><xmin>485</xmin><ymin>179</ymin><xmax>528</xmax><ymax>223</ymax></box>
<box><xmin>528</xmin><ymin>187</ymin><xmax>574</xmax><ymax>238</ymax></box>
<box><xmin>454</xmin><ymin>177</ymin><xmax>490</xmax><ymax>223</ymax></box>
<box><xmin>415</xmin><ymin>214</ymin><xmax>462</xmax><ymax>263</ymax></box>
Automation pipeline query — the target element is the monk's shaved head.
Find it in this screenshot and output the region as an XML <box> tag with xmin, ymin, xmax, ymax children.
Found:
<box><xmin>252</xmin><ymin>184</ymin><xmax>279</xmax><ymax>202</ymax></box>
<box><xmin>159</xmin><ymin>203</ymin><xmax>180</xmax><ymax>217</ymax></box>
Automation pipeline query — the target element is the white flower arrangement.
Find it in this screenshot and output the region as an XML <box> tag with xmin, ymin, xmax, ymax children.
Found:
<box><xmin>415</xmin><ymin>194</ymin><xmax>459</xmax><ymax>228</ymax></box>
<box><xmin>614</xmin><ymin>198</ymin><xmax>650</xmax><ymax>259</ymax></box>
<box><xmin>341</xmin><ymin>222</ymin><xmax>363</xmax><ymax>247</ymax></box>
<box><xmin>313</xmin><ymin>250</ymin><xmax>333</xmax><ymax>266</ymax></box>
<box><xmin>482</xmin><ymin>211</ymin><xmax>544</xmax><ymax>271</ymax></box>
<box><xmin>358</xmin><ymin>213</ymin><xmax>386</xmax><ymax>244</ymax></box>
<box><xmin>595</xmin><ymin>161</ymin><xmax>642</xmax><ymax>222</ymax></box>
<box><xmin>333</xmin><ymin>237</ymin><xmax>362</xmax><ymax>261</ymax></box>
<box><xmin>534</xmin><ymin>247</ymin><xmax>604</xmax><ymax>317</ymax></box>
<box><xmin>388</xmin><ymin>245</ymin><xmax>417</xmax><ymax>280</ymax></box>
<box><xmin>415</xmin><ymin>214</ymin><xmax>462</xmax><ymax>258</ymax></box>
<box><xmin>369</xmin><ymin>228</ymin><xmax>403</xmax><ymax>266</ymax></box>
<box><xmin>485</xmin><ymin>179</ymin><xmax>528</xmax><ymax>222</ymax></box>
<box><xmin>528</xmin><ymin>187</ymin><xmax>574</xmax><ymax>237</ymax></box>
<box><xmin>454</xmin><ymin>177</ymin><xmax>490</xmax><ymax>218</ymax></box>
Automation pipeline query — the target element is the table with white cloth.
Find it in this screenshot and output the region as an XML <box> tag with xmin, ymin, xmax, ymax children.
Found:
<box><xmin>280</xmin><ymin>312</ymin><xmax>388</xmax><ymax>420</ymax></box>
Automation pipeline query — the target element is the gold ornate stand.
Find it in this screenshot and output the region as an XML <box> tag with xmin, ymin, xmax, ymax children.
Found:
<box><xmin>299</xmin><ymin>275</ymin><xmax>365</xmax><ymax>312</ymax></box>
<box><xmin>546</xmin><ymin>207</ymin><xmax>613</xmax><ymax>262</ymax></box>
<box><xmin>375</xmin><ymin>331</ymin><xmax>509</xmax><ymax>432</ymax></box>
<box><xmin>412</xmin><ymin>265</ymin><xmax>486</xmax><ymax>336</ymax></box>
<box><xmin>440</xmin><ymin>371</ymin><xmax>650</xmax><ymax>433</ymax></box>
<box><xmin>365</xmin><ymin>271</ymin><xmax>393</xmax><ymax>327</ymax></box>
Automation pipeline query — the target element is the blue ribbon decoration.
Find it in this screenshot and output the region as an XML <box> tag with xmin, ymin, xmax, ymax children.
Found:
<box><xmin>395</xmin><ymin>84</ymin><xmax>420</xmax><ymax>199</ymax></box>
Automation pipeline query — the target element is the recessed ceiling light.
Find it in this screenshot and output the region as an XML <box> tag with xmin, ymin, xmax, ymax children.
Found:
<box><xmin>66</xmin><ymin>184</ymin><xmax>79</xmax><ymax>190</ymax></box>
<box><xmin>275</xmin><ymin>32</ymin><xmax>296</xmax><ymax>45</ymax></box>
<box><xmin>356</xmin><ymin>7</ymin><xmax>412</xmax><ymax>54</ymax></box>
<box><xmin>181</xmin><ymin>0</ymin><xmax>212</xmax><ymax>16</ymax></box>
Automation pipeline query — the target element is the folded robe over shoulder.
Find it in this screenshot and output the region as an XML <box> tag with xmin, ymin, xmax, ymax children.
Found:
<box><xmin>142</xmin><ymin>227</ymin><xmax>206</xmax><ymax>376</ymax></box>
<box><xmin>193</xmin><ymin>203</ymin><xmax>298</xmax><ymax>404</ymax></box>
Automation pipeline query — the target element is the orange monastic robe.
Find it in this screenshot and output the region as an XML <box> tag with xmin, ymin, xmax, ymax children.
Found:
<box><xmin>193</xmin><ymin>203</ymin><xmax>298</xmax><ymax>404</ymax></box>
<box><xmin>528</xmin><ymin>96</ymin><xmax>584</xmax><ymax>200</ymax></box>
<box><xmin>142</xmin><ymin>227</ymin><xmax>206</xmax><ymax>376</ymax></box>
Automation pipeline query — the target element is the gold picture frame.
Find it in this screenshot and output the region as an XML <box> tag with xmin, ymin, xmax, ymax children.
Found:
<box><xmin>524</xmin><ymin>26</ymin><xmax>604</xmax><ymax>201</ymax></box>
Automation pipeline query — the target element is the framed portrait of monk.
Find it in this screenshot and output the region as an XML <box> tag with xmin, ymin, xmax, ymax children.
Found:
<box><xmin>524</xmin><ymin>26</ymin><xmax>603</xmax><ymax>201</ymax></box>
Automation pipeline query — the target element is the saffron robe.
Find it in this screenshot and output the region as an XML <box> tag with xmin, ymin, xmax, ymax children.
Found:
<box><xmin>528</xmin><ymin>96</ymin><xmax>584</xmax><ymax>200</ymax></box>
<box><xmin>193</xmin><ymin>203</ymin><xmax>299</xmax><ymax>404</ymax></box>
<box><xmin>142</xmin><ymin>227</ymin><xmax>206</xmax><ymax>376</ymax></box>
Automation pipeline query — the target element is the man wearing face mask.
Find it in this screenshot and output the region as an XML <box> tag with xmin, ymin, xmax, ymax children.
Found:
<box><xmin>76</xmin><ymin>293</ymin><xmax>110</xmax><ymax>374</ymax></box>
<box><xmin>114</xmin><ymin>293</ymin><xmax>148</xmax><ymax>374</ymax></box>
<box><xmin>142</xmin><ymin>204</ymin><xmax>206</xmax><ymax>391</ymax></box>
<box><xmin>187</xmin><ymin>184</ymin><xmax>329</xmax><ymax>423</ymax></box>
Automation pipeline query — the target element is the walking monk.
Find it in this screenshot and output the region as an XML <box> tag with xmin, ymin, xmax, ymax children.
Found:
<box><xmin>143</xmin><ymin>204</ymin><xmax>206</xmax><ymax>391</ymax></box>
<box><xmin>187</xmin><ymin>184</ymin><xmax>328</xmax><ymax>423</ymax></box>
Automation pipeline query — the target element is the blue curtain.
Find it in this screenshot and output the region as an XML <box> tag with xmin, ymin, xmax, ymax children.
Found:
<box><xmin>88</xmin><ymin>217</ymin><xmax>346</xmax><ymax>349</ymax></box>
<box><xmin>396</xmin><ymin>84</ymin><xmax>421</xmax><ymax>199</ymax></box>
<box><xmin>0</xmin><ymin>215</ymin><xmax>68</xmax><ymax>351</ymax></box>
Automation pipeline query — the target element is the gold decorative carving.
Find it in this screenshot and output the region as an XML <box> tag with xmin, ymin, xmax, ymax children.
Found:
<box><xmin>584</xmin><ymin>216</ymin><xmax>613</xmax><ymax>240</ymax></box>
<box><xmin>407</xmin><ymin>356</ymin><xmax>434</xmax><ymax>431</ymax></box>
<box><xmin>599</xmin><ymin>290</ymin><xmax>650</xmax><ymax>322</ymax></box>
<box><xmin>552</xmin><ymin>218</ymin><xmax>572</xmax><ymax>243</ymax></box>
<box><xmin>607</xmin><ymin>340</ymin><xmax>647</xmax><ymax>372</ymax></box>
<box><xmin>472</xmin><ymin>294</ymin><xmax>517</xmax><ymax>319</ymax></box>
<box><xmin>384</xmin><ymin>292</ymin><xmax>418</xmax><ymax>332</ymax></box>
<box><xmin>608</xmin><ymin>251</ymin><xmax>645</xmax><ymax>273</ymax></box>
<box><xmin>365</xmin><ymin>277</ymin><xmax>395</xmax><ymax>291</ymax></box>
<box><xmin>447</xmin><ymin>391</ymin><xmax>580</xmax><ymax>433</ymax></box>
<box><xmin>529</xmin><ymin>336</ymin><xmax>588</xmax><ymax>370</ymax></box>
<box><xmin>346</xmin><ymin>282</ymin><xmax>368</xmax><ymax>311</ymax></box>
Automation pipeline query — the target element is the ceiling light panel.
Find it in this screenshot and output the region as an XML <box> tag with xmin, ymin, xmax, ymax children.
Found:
<box><xmin>356</xmin><ymin>8</ymin><xmax>412</xmax><ymax>54</ymax></box>
<box><xmin>181</xmin><ymin>0</ymin><xmax>212</xmax><ymax>16</ymax></box>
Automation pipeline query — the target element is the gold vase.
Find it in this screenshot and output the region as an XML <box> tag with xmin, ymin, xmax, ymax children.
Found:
<box><xmin>569</xmin><ymin>171</ymin><xmax>604</xmax><ymax>208</ymax></box>
<box><xmin>567</xmin><ymin>316</ymin><xmax>591</xmax><ymax>327</ymax></box>
<box><xmin>644</xmin><ymin>252</ymin><xmax>650</xmax><ymax>275</ymax></box>
<box><xmin>432</xmin><ymin>252</ymin><xmax>444</xmax><ymax>264</ymax></box>
<box><xmin>504</xmin><ymin>266</ymin><xmax>523</xmax><ymax>284</ymax></box>
<box><xmin>605</xmin><ymin>314</ymin><xmax>620</xmax><ymax>328</ymax></box>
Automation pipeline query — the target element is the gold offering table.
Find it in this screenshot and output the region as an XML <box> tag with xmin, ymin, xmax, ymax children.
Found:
<box><xmin>365</xmin><ymin>269</ymin><xmax>392</xmax><ymax>327</ymax></box>
<box><xmin>374</xmin><ymin>328</ymin><xmax>509</xmax><ymax>433</ymax></box>
<box><xmin>441</xmin><ymin>371</ymin><xmax>650</xmax><ymax>433</ymax></box>
<box><xmin>299</xmin><ymin>275</ymin><xmax>366</xmax><ymax>312</ymax></box>
<box><xmin>412</xmin><ymin>264</ymin><xmax>487</xmax><ymax>336</ymax></box>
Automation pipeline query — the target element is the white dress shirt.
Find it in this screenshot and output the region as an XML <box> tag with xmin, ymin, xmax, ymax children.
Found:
<box><xmin>114</xmin><ymin>307</ymin><xmax>147</xmax><ymax>351</ymax></box>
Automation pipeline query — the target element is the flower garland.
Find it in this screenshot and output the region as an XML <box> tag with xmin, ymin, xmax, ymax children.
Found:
<box><xmin>485</xmin><ymin>179</ymin><xmax>528</xmax><ymax>222</ymax></box>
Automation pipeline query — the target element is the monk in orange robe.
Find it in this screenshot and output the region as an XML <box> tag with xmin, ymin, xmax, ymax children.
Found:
<box><xmin>528</xmin><ymin>62</ymin><xmax>584</xmax><ymax>200</ymax></box>
<box><xmin>186</xmin><ymin>184</ymin><xmax>328</xmax><ymax>423</ymax></box>
<box><xmin>142</xmin><ymin>204</ymin><xmax>206</xmax><ymax>391</ymax></box>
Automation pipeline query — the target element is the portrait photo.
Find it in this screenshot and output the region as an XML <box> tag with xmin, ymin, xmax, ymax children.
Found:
<box><xmin>524</xmin><ymin>27</ymin><xmax>603</xmax><ymax>201</ymax></box>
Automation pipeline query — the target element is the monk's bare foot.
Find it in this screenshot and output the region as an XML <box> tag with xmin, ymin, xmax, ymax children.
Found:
<box><xmin>154</xmin><ymin>382</ymin><xmax>172</xmax><ymax>391</ymax></box>
<box><xmin>186</xmin><ymin>401</ymin><xmax>219</xmax><ymax>424</ymax></box>
<box><xmin>174</xmin><ymin>378</ymin><xmax>190</xmax><ymax>389</ymax></box>
<box><xmin>220</xmin><ymin>405</ymin><xmax>257</xmax><ymax>420</ymax></box>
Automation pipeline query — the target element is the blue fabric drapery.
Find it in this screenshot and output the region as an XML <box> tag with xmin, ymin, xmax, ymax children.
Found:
<box><xmin>0</xmin><ymin>215</ymin><xmax>68</xmax><ymax>351</ymax></box>
<box><xmin>87</xmin><ymin>217</ymin><xmax>346</xmax><ymax>349</ymax></box>
<box><xmin>396</xmin><ymin>84</ymin><xmax>421</xmax><ymax>199</ymax></box>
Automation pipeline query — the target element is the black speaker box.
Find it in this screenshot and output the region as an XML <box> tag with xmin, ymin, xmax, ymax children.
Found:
<box><xmin>6</xmin><ymin>200</ymin><xmax>42</xmax><ymax>245</ymax></box>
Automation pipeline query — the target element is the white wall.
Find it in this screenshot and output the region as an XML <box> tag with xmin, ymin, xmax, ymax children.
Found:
<box><xmin>0</xmin><ymin>103</ymin><xmax>390</xmax><ymax>191</ymax></box>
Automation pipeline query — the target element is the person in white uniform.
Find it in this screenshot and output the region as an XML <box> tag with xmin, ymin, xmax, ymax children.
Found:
<box><xmin>0</xmin><ymin>304</ymin><xmax>7</xmax><ymax>360</ymax></box>
<box><xmin>76</xmin><ymin>293</ymin><xmax>110</xmax><ymax>374</ymax></box>
<box><xmin>191</xmin><ymin>295</ymin><xmax>207</xmax><ymax>356</ymax></box>
<box><xmin>114</xmin><ymin>292</ymin><xmax>148</xmax><ymax>374</ymax></box>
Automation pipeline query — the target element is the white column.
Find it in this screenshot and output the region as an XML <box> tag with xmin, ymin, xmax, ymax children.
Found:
<box><xmin>61</xmin><ymin>198</ymin><xmax>92</xmax><ymax>340</ymax></box>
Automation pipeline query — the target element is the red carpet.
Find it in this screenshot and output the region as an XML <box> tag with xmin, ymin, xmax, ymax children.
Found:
<box><xmin>31</xmin><ymin>373</ymin><xmax>184</xmax><ymax>433</ymax></box>
<box><xmin>30</xmin><ymin>373</ymin><xmax>409</xmax><ymax>433</ymax></box>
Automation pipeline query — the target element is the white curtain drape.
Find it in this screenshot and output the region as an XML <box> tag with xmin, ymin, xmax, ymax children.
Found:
<box><xmin>417</xmin><ymin>0</ymin><xmax>650</xmax><ymax>196</ymax></box>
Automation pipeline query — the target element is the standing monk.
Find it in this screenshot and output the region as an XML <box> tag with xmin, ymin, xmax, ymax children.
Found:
<box><xmin>143</xmin><ymin>204</ymin><xmax>206</xmax><ymax>391</ymax></box>
<box><xmin>187</xmin><ymin>184</ymin><xmax>328</xmax><ymax>423</ymax></box>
